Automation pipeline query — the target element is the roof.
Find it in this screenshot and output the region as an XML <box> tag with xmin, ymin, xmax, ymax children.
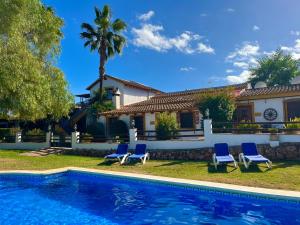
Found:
<box><xmin>101</xmin><ymin>83</ymin><xmax>247</xmax><ymax>115</ymax></box>
<box><xmin>238</xmin><ymin>84</ymin><xmax>300</xmax><ymax>100</ymax></box>
<box><xmin>75</xmin><ymin>93</ymin><xmax>90</xmax><ymax>98</ymax></box>
<box><xmin>86</xmin><ymin>74</ymin><xmax>163</xmax><ymax>94</ymax></box>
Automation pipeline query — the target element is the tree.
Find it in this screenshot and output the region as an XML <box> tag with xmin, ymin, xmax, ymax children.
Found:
<box><xmin>0</xmin><ymin>0</ymin><xmax>73</xmax><ymax>121</ymax></box>
<box><xmin>196</xmin><ymin>89</ymin><xmax>236</xmax><ymax>122</ymax></box>
<box><xmin>249</xmin><ymin>50</ymin><xmax>300</xmax><ymax>86</ymax></box>
<box><xmin>80</xmin><ymin>5</ymin><xmax>126</xmax><ymax>102</ymax></box>
<box><xmin>155</xmin><ymin>112</ymin><xmax>178</xmax><ymax>140</ymax></box>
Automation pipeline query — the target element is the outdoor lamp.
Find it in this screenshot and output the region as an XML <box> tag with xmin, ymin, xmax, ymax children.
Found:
<box><xmin>130</xmin><ymin>119</ymin><xmax>135</xmax><ymax>129</ymax></box>
<box><xmin>205</xmin><ymin>109</ymin><xmax>210</xmax><ymax>119</ymax></box>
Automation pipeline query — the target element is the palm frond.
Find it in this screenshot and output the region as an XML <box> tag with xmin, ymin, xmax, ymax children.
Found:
<box><xmin>83</xmin><ymin>40</ymin><xmax>92</xmax><ymax>48</ymax></box>
<box><xmin>94</xmin><ymin>7</ymin><xmax>102</xmax><ymax>18</ymax></box>
<box><xmin>107</xmin><ymin>46</ymin><xmax>115</xmax><ymax>58</ymax></box>
<box><xmin>81</xmin><ymin>23</ymin><xmax>96</xmax><ymax>35</ymax></box>
<box><xmin>80</xmin><ymin>32</ymin><xmax>94</xmax><ymax>40</ymax></box>
<box><xmin>113</xmin><ymin>34</ymin><xmax>126</xmax><ymax>54</ymax></box>
<box><xmin>112</xmin><ymin>19</ymin><xmax>127</xmax><ymax>32</ymax></box>
<box><xmin>102</xmin><ymin>5</ymin><xmax>111</xmax><ymax>19</ymax></box>
<box><xmin>106</xmin><ymin>32</ymin><xmax>114</xmax><ymax>46</ymax></box>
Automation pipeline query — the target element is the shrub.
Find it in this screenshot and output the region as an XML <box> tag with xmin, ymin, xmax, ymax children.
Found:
<box><xmin>23</xmin><ymin>128</ymin><xmax>45</xmax><ymax>136</ymax></box>
<box><xmin>236</xmin><ymin>120</ymin><xmax>261</xmax><ymax>134</ymax></box>
<box><xmin>110</xmin><ymin>120</ymin><xmax>128</xmax><ymax>139</ymax></box>
<box><xmin>0</xmin><ymin>128</ymin><xmax>19</xmax><ymax>143</ymax></box>
<box><xmin>284</xmin><ymin>117</ymin><xmax>300</xmax><ymax>133</ymax></box>
<box><xmin>196</xmin><ymin>88</ymin><xmax>236</xmax><ymax>123</ymax></box>
<box><xmin>86</xmin><ymin>123</ymin><xmax>105</xmax><ymax>136</ymax></box>
<box><xmin>268</xmin><ymin>128</ymin><xmax>279</xmax><ymax>134</ymax></box>
<box><xmin>155</xmin><ymin>112</ymin><xmax>178</xmax><ymax>140</ymax></box>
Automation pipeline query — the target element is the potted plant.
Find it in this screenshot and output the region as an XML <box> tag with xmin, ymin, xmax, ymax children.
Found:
<box><xmin>284</xmin><ymin>117</ymin><xmax>300</xmax><ymax>134</ymax></box>
<box><xmin>269</xmin><ymin>128</ymin><xmax>279</xmax><ymax>140</ymax></box>
<box><xmin>236</xmin><ymin>120</ymin><xmax>261</xmax><ymax>134</ymax></box>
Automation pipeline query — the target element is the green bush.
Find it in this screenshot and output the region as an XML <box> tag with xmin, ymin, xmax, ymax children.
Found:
<box><xmin>197</xmin><ymin>88</ymin><xmax>236</xmax><ymax>123</ymax></box>
<box><xmin>109</xmin><ymin>120</ymin><xmax>128</xmax><ymax>139</ymax></box>
<box><xmin>0</xmin><ymin>128</ymin><xmax>19</xmax><ymax>137</ymax></box>
<box><xmin>23</xmin><ymin>128</ymin><xmax>45</xmax><ymax>136</ymax></box>
<box><xmin>86</xmin><ymin>123</ymin><xmax>105</xmax><ymax>136</ymax></box>
<box><xmin>236</xmin><ymin>120</ymin><xmax>261</xmax><ymax>134</ymax></box>
<box><xmin>0</xmin><ymin>128</ymin><xmax>19</xmax><ymax>143</ymax></box>
<box><xmin>284</xmin><ymin>117</ymin><xmax>300</xmax><ymax>133</ymax></box>
<box><xmin>155</xmin><ymin>112</ymin><xmax>178</xmax><ymax>140</ymax></box>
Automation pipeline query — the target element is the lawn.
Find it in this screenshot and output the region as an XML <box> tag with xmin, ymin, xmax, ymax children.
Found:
<box><xmin>0</xmin><ymin>150</ymin><xmax>299</xmax><ymax>191</ymax></box>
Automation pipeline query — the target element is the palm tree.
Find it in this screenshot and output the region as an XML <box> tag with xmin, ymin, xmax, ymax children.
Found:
<box><xmin>80</xmin><ymin>5</ymin><xmax>126</xmax><ymax>102</ymax></box>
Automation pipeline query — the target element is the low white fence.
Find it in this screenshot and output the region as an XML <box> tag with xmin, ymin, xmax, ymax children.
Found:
<box><xmin>0</xmin><ymin>132</ymin><xmax>51</xmax><ymax>150</ymax></box>
<box><xmin>71</xmin><ymin>120</ymin><xmax>300</xmax><ymax>151</ymax></box>
<box><xmin>1</xmin><ymin>120</ymin><xmax>300</xmax><ymax>151</ymax></box>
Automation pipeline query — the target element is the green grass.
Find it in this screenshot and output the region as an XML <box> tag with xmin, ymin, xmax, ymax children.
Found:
<box><xmin>0</xmin><ymin>150</ymin><xmax>300</xmax><ymax>191</ymax></box>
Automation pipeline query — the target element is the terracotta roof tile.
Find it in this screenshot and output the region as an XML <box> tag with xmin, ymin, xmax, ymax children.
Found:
<box><xmin>101</xmin><ymin>83</ymin><xmax>247</xmax><ymax>115</ymax></box>
<box><xmin>238</xmin><ymin>84</ymin><xmax>300</xmax><ymax>99</ymax></box>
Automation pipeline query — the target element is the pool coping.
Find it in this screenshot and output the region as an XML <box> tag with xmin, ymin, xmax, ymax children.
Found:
<box><xmin>1</xmin><ymin>167</ymin><xmax>300</xmax><ymax>201</ymax></box>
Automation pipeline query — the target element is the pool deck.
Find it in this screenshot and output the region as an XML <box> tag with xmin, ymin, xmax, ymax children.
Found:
<box><xmin>1</xmin><ymin>167</ymin><xmax>300</xmax><ymax>200</ymax></box>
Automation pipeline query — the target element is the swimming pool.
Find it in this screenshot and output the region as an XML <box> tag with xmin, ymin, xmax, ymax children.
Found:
<box><xmin>0</xmin><ymin>170</ymin><xmax>299</xmax><ymax>225</ymax></box>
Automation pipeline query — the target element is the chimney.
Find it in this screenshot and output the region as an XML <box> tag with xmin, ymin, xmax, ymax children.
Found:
<box><xmin>112</xmin><ymin>88</ymin><xmax>121</xmax><ymax>109</ymax></box>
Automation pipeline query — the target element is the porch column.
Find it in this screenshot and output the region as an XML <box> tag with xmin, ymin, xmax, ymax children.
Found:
<box><xmin>15</xmin><ymin>131</ymin><xmax>22</xmax><ymax>143</ymax></box>
<box><xmin>129</xmin><ymin>128</ymin><xmax>137</xmax><ymax>149</ymax></box>
<box><xmin>71</xmin><ymin>132</ymin><xmax>80</xmax><ymax>148</ymax></box>
<box><xmin>203</xmin><ymin>119</ymin><xmax>213</xmax><ymax>137</ymax></box>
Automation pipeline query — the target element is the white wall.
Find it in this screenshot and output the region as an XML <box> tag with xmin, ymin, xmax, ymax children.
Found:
<box><xmin>89</xmin><ymin>77</ymin><xmax>158</xmax><ymax>107</ymax></box>
<box><xmin>145</xmin><ymin>113</ymin><xmax>156</xmax><ymax>130</ymax></box>
<box><xmin>240</xmin><ymin>96</ymin><xmax>300</xmax><ymax>123</ymax></box>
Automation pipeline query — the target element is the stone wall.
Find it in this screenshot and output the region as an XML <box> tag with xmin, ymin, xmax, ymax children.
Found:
<box><xmin>65</xmin><ymin>142</ymin><xmax>300</xmax><ymax>161</ymax></box>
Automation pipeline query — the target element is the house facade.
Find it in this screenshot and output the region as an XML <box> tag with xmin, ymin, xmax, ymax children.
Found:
<box><xmin>78</xmin><ymin>75</ymin><xmax>300</xmax><ymax>135</ymax></box>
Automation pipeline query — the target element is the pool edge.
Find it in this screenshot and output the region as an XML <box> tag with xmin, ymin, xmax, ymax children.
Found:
<box><xmin>1</xmin><ymin>167</ymin><xmax>300</xmax><ymax>201</ymax></box>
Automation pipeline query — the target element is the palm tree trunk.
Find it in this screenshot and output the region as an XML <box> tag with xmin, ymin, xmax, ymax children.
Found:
<box><xmin>99</xmin><ymin>42</ymin><xmax>106</xmax><ymax>103</ymax></box>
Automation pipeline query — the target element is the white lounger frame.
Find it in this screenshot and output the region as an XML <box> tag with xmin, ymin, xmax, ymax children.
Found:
<box><xmin>129</xmin><ymin>152</ymin><xmax>150</xmax><ymax>164</ymax></box>
<box><xmin>212</xmin><ymin>153</ymin><xmax>238</xmax><ymax>170</ymax></box>
<box><xmin>239</xmin><ymin>153</ymin><xmax>272</xmax><ymax>169</ymax></box>
<box><xmin>105</xmin><ymin>153</ymin><xmax>130</xmax><ymax>165</ymax></box>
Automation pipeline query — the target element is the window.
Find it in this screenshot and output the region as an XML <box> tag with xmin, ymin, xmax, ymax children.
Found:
<box><xmin>180</xmin><ymin>112</ymin><xmax>194</xmax><ymax>129</ymax></box>
<box><xmin>105</xmin><ymin>88</ymin><xmax>114</xmax><ymax>100</ymax></box>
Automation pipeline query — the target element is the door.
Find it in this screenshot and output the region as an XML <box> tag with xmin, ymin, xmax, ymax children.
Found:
<box><xmin>134</xmin><ymin>115</ymin><xmax>144</xmax><ymax>135</ymax></box>
<box><xmin>285</xmin><ymin>99</ymin><xmax>300</xmax><ymax>120</ymax></box>
<box><xmin>235</xmin><ymin>104</ymin><xmax>253</xmax><ymax>122</ymax></box>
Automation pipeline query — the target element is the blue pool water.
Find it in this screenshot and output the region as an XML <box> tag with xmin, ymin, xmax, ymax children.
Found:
<box><xmin>0</xmin><ymin>171</ymin><xmax>299</xmax><ymax>225</ymax></box>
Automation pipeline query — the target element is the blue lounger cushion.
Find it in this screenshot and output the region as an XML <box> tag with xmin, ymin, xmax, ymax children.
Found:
<box><xmin>214</xmin><ymin>143</ymin><xmax>235</xmax><ymax>162</ymax></box>
<box><xmin>241</xmin><ymin>143</ymin><xmax>269</xmax><ymax>162</ymax></box>
<box><xmin>106</xmin><ymin>144</ymin><xmax>129</xmax><ymax>158</ymax></box>
<box><xmin>128</xmin><ymin>144</ymin><xmax>148</xmax><ymax>159</ymax></box>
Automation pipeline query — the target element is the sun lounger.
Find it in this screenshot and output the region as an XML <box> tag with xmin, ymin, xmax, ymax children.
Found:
<box><xmin>104</xmin><ymin>144</ymin><xmax>130</xmax><ymax>165</ymax></box>
<box><xmin>213</xmin><ymin>143</ymin><xmax>237</xmax><ymax>169</ymax></box>
<box><xmin>128</xmin><ymin>144</ymin><xmax>149</xmax><ymax>164</ymax></box>
<box><xmin>239</xmin><ymin>143</ymin><xmax>272</xmax><ymax>169</ymax></box>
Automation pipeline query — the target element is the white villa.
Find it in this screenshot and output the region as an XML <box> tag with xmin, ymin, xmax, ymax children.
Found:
<box><xmin>76</xmin><ymin>75</ymin><xmax>300</xmax><ymax>135</ymax></box>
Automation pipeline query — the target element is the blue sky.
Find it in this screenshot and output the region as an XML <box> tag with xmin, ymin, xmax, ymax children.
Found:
<box><xmin>43</xmin><ymin>0</ymin><xmax>300</xmax><ymax>96</ymax></box>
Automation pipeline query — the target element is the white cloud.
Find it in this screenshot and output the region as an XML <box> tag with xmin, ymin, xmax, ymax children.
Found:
<box><xmin>291</xmin><ymin>30</ymin><xmax>300</xmax><ymax>36</ymax></box>
<box><xmin>253</xmin><ymin>25</ymin><xmax>260</xmax><ymax>31</ymax></box>
<box><xmin>226</xmin><ymin>8</ymin><xmax>235</xmax><ymax>13</ymax></box>
<box><xmin>233</xmin><ymin>61</ymin><xmax>249</xmax><ymax>69</ymax></box>
<box><xmin>226</xmin><ymin>69</ymin><xmax>234</xmax><ymax>73</ymax></box>
<box><xmin>281</xmin><ymin>39</ymin><xmax>300</xmax><ymax>60</ymax></box>
<box><xmin>132</xmin><ymin>24</ymin><xmax>171</xmax><ymax>52</ymax></box>
<box><xmin>180</xmin><ymin>67</ymin><xmax>196</xmax><ymax>72</ymax></box>
<box><xmin>138</xmin><ymin>10</ymin><xmax>155</xmax><ymax>21</ymax></box>
<box><xmin>226</xmin><ymin>70</ymin><xmax>252</xmax><ymax>84</ymax></box>
<box><xmin>197</xmin><ymin>43</ymin><xmax>215</xmax><ymax>54</ymax></box>
<box><xmin>227</xmin><ymin>42</ymin><xmax>260</xmax><ymax>60</ymax></box>
<box><xmin>225</xmin><ymin>42</ymin><xmax>261</xmax><ymax>84</ymax></box>
<box><xmin>132</xmin><ymin>23</ymin><xmax>214</xmax><ymax>54</ymax></box>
